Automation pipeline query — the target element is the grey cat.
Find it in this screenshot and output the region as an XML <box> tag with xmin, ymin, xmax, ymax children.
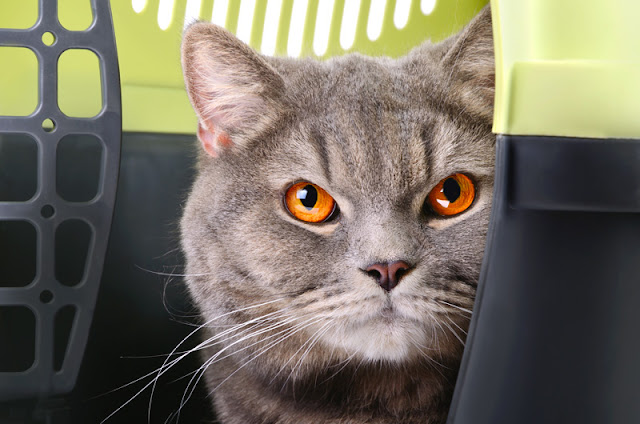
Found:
<box><xmin>180</xmin><ymin>6</ymin><xmax>494</xmax><ymax>424</ymax></box>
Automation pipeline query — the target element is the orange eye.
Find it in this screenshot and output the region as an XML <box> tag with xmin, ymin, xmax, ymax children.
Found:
<box><xmin>427</xmin><ymin>173</ymin><xmax>475</xmax><ymax>216</ymax></box>
<box><xmin>285</xmin><ymin>182</ymin><xmax>336</xmax><ymax>223</ymax></box>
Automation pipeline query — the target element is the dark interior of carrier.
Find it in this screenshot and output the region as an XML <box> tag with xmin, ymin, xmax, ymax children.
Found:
<box><xmin>1</xmin><ymin>133</ymin><xmax>216</xmax><ymax>423</ymax></box>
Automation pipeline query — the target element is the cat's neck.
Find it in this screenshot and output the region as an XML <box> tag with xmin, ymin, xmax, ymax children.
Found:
<box><xmin>279</xmin><ymin>358</ymin><xmax>457</xmax><ymax>414</ymax></box>
<box><xmin>206</xmin><ymin>344</ymin><xmax>460</xmax><ymax>424</ymax></box>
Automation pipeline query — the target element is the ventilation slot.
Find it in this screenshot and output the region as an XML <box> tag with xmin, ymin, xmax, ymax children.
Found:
<box><xmin>0</xmin><ymin>134</ymin><xmax>38</xmax><ymax>202</ymax></box>
<box><xmin>0</xmin><ymin>47</ymin><xmax>38</xmax><ymax>116</ymax></box>
<box><xmin>421</xmin><ymin>0</ymin><xmax>436</xmax><ymax>15</ymax></box>
<box><xmin>367</xmin><ymin>0</ymin><xmax>386</xmax><ymax>41</ymax></box>
<box><xmin>58</xmin><ymin>0</ymin><xmax>94</xmax><ymax>31</ymax></box>
<box><xmin>55</xmin><ymin>220</ymin><xmax>92</xmax><ymax>287</ymax></box>
<box><xmin>132</xmin><ymin>0</ymin><xmax>147</xmax><ymax>13</ymax></box>
<box><xmin>0</xmin><ymin>306</ymin><xmax>36</xmax><ymax>372</ymax></box>
<box><xmin>340</xmin><ymin>0</ymin><xmax>361</xmax><ymax>50</ymax></box>
<box><xmin>158</xmin><ymin>0</ymin><xmax>175</xmax><ymax>30</ymax></box>
<box><xmin>211</xmin><ymin>0</ymin><xmax>229</xmax><ymax>26</ymax></box>
<box><xmin>0</xmin><ymin>0</ymin><xmax>37</xmax><ymax>29</ymax></box>
<box><xmin>184</xmin><ymin>0</ymin><xmax>202</xmax><ymax>27</ymax></box>
<box><xmin>56</xmin><ymin>135</ymin><xmax>103</xmax><ymax>202</ymax></box>
<box><xmin>54</xmin><ymin>305</ymin><xmax>77</xmax><ymax>371</ymax></box>
<box><xmin>288</xmin><ymin>0</ymin><xmax>309</xmax><ymax>57</ymax></box>
<box><xmin>312</xmin><ymin>0</ymin><xmax>334</xmax><ymax>56</ymax></box>
<box><xmin>58</xmin><ymin>49</ymin><xmax>103</xmax><ymax>118</ymax></box>
<box><xmin>393</xmin><ymin>0</ymin><xmax>411</xmax><ymax>29</ymax></box>
<box><xmin>236</xmin><ymin>0</ymin><xmax>256</xmax><ymax>45</ymax></box>
<box><xmin>0</xmin><ymin>221</ymin><xmax>37</xmax><ymax>288</ymax></box>
<box><xmin>261</xmin><ymin>0</ymin><xmax>282</xmax><ymax>55</ymax></box>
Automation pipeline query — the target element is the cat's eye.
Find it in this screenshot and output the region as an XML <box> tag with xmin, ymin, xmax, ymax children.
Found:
<box><xmin>427</xmin><ymin>173</ymin><xmax>475</xmax><ymax>216</ymax></box>
<box><xmin>285</xmin><ymin>182</ymin><xmax>336</xmax><ymax>223</ymax></box>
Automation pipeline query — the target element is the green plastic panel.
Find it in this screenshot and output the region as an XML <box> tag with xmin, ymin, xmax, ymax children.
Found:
<box><xmin>491</xmin><ymin>0</ymin><xmax>640</xmax><ymax>138</ymax></box>
<box><xmin>1</xmin><ymin>0</ymin><xmax>488</xmax><ymax>134</ymax></box>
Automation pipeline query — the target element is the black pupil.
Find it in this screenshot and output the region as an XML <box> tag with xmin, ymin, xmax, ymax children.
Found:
<box><xmin>442</xmin><ymin>178</ymin><xmax>461</xmax><ymax>202</ymax></box>
<box><xmin>298</xmin><ymin>185</ymin><xmax>318</xmax><ymax>210</ymax></box>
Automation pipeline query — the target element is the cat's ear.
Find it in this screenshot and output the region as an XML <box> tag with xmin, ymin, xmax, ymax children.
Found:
<box><xmin>442</xmin><ymin>6</ymin><xmax>495</xmax><ymax>122</ymax></box>
<box><xmin>181</xmin><ymin>22</ymin><xmax>286</xmax><ymax>157</ymax></box>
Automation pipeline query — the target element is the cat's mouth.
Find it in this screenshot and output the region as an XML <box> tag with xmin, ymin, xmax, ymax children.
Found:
<box><xmin>326</xmin><ymin>301</ymin><xmax>431</xmax><ymax>362</ymax></box>
<box><xmin>374</xmin><ymin>296</ymin><xmax>411</xmax><ymax>324</ymax></box>
<box><xmin>379</xmin><ymin>303</ymin><xmax>398</xmax><ymax>322</ymax></box>
<box><xmin>366</xmin><ymin>299</ymin><xmax>421</xmax><ymax>330</ymax></box>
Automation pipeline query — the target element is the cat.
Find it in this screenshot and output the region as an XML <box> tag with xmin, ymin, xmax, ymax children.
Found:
<box><xmin>179</xmin><ymin>5</ymin><xmax>494</xmax><ymax>423</ymax></box>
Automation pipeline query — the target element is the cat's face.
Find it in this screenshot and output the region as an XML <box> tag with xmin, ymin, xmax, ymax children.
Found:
<box><xmin>181</xmin><ymin>7</ymin><xmax>494</xmax><ymax>377</ymax></box>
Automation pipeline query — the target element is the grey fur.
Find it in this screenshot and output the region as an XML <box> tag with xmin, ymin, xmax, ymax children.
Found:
<box><xmin>180</xmin><ymin>6</ymin><xmax>494</xmax><ymax>423</ymax></box>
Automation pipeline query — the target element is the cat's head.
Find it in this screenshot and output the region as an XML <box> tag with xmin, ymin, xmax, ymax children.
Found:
<box><xmin>180</xmin><ymin>6</ymin><xmax>494</xmax><ymax>375</ymax></box>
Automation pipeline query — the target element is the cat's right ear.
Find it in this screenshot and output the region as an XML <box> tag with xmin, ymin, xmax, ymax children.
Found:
<box><xmin>442</xmin><ymin>6</ymin><xmax>495</xmax><ymax>122</ymax></box>
<box><xmin>181</xmin><ymin>22</ymin><xmax>286</xmax><ymax>157</ymax></box>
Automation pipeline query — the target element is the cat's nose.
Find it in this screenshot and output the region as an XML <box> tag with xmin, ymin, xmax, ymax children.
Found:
<box><xmin>363</xmin><ymin>261</ymin><xmax>412</xmax><ymax>292</ymax></box>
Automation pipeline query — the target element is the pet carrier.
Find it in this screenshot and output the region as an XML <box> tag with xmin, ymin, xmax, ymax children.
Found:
<box><xmin>4</xmin><ymin>1</ymin><xmax>638</xmax><ymax>423</ymax></box>
<box><xmin>448</xmin><ymin>1</ymin><xmax>640</xmax><ymax>423</ymax></box>
<box><xmin>0</xmin><ymin>1</ymin><xmax>485</xmax><ymax>422</ymax></box>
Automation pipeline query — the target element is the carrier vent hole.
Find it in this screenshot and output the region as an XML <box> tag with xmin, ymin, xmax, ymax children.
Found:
<box><xmin>0</xmin><ymin>134</ymin><xmax>38</xmax><ymax>201</ymax></box>
<box><xmin>58</xmin><ymin>49</ymin><xmax>102</xmax><ymax>118</ymax></box>
<box><xmin>54</xmin><ymin>305</ymin><xmax>77</xmax><ymax>371</ymax></box>
<box><xmin>0</xmin><ymin>220</ymin><xmax>37</xmax><ymax>287</ymax></box>
<box><xmin>58</xmin><ymin>0</ymin><xmax>93</xmax><ymax>31</ymax></box>
<box><xmin>0</xmin><ymin>47</ymin><xmax>38</xmax><ymax>116</ymax></box>
<box><xmin>0</xmin><ymin>306</ymin><xmax>36</xmax><ymax>372</ymax></box>
<box><xmin>40</xmin><ymin>289</ymin><xmax>54</xmax><ymax>303</ymax></box>
<box><xmin>55</xmin><ymin>219</ymin><xmax>92</xmax><ymax>287</ymax></box>
<box><xmin>42</xmin><ymin>31</ymin><xmax>56</xmax><ymax>46</ymax></box>
<box><xmin>56</xmin><ymin>135</ymin><xmax>103</xmax><ymax>202</ymax></box>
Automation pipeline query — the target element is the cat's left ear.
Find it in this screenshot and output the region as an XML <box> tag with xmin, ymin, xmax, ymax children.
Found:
<box><xmin>181</xmin><ymin>22</ymin><xmax>286</xmax><ymax>157</ymax></box>
<box><xmin>443</xmin><ymin>6</ymin><xmax>495</xmax><ymax>122</ymax></box>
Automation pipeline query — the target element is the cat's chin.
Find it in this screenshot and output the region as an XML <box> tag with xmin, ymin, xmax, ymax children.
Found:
<box><xmin>322</xmin><ymin>309</ymin><xmax>433</xmax><ymax>363</ymax></box>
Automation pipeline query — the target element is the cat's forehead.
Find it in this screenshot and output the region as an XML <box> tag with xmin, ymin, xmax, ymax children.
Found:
<box><xmin>267</xmin><ymin>54</ymin><xmax>490</xmax><ymax>207</ymax></box>
<box><xmin>282</xmin><ymin>52</ymin><xmax>436</xmax><ymax>114</ymax></box>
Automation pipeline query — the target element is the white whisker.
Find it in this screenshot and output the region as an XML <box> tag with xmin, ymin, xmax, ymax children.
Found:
<box><xmin>286</xmin><ymin>321</ymin><xmax>334</xmax><ymax>388</ymax></box>
<box><xmin>100</xmin><ymin>298</ymin><xmax>286</xmax><ymax>423</ymax></box>
<box><xmin>436</xmin><ymin>299</ymin><xmax>473</xmax><ymax>315</ymax></box>
<box><xmin>321</xmin><ymin>350</ymin><xmax>358</xmax><ymax>384</ymax></box>
<box><xmin>441</xmin><ymin>319</ymin><xmax>465</xmax><ymax>347</ymax></box>
<box><xmin>173</xmin><ymin>314</ymin><xmax>328</xmax><ymax>421</ymax></box>
<box><xmin>205</xmin><ymin>315</ymin><xmax>329</xmax><ymax>398</ymax></box>
<box><xmin>276</xmin><ymin>319</ymin><xmax>334</xmax><ymax>389</ymax></box>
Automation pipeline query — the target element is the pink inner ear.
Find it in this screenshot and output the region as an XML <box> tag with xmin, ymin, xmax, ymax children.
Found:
<box><xmin>198</xmin><ymin>123</ymin><xmax>217</xmax><ymax>157</ymax></box>
<box><xmin>198</xmin><ymin>122</ymin><xmax>234</xmax><ymax>157</ymax></box>
<box><xmin>196</xmin><ymin>60</ymin><xmax>268</xmax><ymax>132</ymax></box>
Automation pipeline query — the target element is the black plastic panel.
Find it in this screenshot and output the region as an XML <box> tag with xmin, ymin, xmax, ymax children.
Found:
<box><xmin>0</xmin><ymin>0</ymin><xmax>121</xmax><ymax>401</ymax></box>
<box><xmin>510</xmin><ymin>136</ymin><xmax>640</xmax><ymax>212</ymax></box>
<box><xmin>448</xmin><ymin>135</ymin><xmax>640</xmax><ymax>424</ymax></box>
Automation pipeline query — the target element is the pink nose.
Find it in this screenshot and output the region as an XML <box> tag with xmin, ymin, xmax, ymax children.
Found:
<box><xmin>364</xmin><ymin>261</ymin><xmax>412</xmax><ymax>292</ymax></box>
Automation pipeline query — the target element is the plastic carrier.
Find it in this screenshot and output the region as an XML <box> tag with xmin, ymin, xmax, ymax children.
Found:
<box><xmin>6</xmin><ymin>1</ymin><xmax>638</xmax><ymax>424</ymax></box>
<box><xmin>0</xmin><ymin>0</ymin><xmax>122</xmax><ymax>405</ymax></box>
<box><xmin>448</xmin><ymin>1</ymin><xmax>640</xmax><ymax>424</ymax></box>
<box><xmin>0</xmin><ymin>1</ymin><xmax>486</xmax><ymax>423</ymax></box>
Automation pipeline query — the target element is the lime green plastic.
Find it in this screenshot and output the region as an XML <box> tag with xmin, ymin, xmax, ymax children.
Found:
<box><xmin>0</xmin><ymin>47</ymin><xmax>38</xmax><ymax>117</ymax></box>
<box><xmin>0</xmin><ymin>0</ymin><xmax>38</xmax><ymax>29</ymax></box>
<box><xmin>491</xmin><ymin>0</ymin><xmax>640</xmax><ymax>139</ymax></box>
<box><xmin>58</xmin><ymin>49</ymin><xmax>102</xmax><ymax>118</ymax></box>
<box><xmin>1</xmin><ymin>0</ymin><xmax>487</xmax><ymax>134</ymax></box>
